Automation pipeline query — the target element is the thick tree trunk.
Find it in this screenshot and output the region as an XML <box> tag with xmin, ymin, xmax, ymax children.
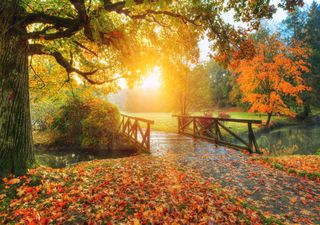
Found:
<box><xmin>0</xmin><ymin>2</ymin><xmax>34</xmax><ymax>177</ymax></box>
<box><xmin>303</xmin><ymin>103</ymin><xmax>311</xmax><ymax>118</ymax></box>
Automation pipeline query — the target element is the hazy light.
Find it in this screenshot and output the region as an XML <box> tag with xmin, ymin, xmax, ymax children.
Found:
<box><xmin>116</xmin><ymin>67</ymin><xmax>162</xmax><ymax>90</ymax></box>
<box><xmin>73</xmin><ymin>74</ymin><xmax>83</xmax><ymax>85</ymax></box>
<box><xmin>141</xmin><ymin>66</ymin><xmax>161</xmax><ymax>89</ymax></box>
<box><xmin>118</xmin><ymin>78</ymin><xmax>127</xmax><ymax>89</ymax></box>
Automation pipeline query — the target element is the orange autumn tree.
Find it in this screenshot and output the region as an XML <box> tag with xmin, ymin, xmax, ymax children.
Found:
<box><xmin>232</xmin><ymin>36</ymin><xmax>310</xmax><ymax>126</ymax></box>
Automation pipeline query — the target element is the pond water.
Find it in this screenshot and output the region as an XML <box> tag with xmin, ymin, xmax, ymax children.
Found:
<box><xmin>35</xmin><ymin>123</ymin><xmax>320</xmax><ymax>168</ymax></box>
<box><xmin>35</xmin><ymin>148</ymin><xmax>137</xmax><ymax>168</ymax></box>
<box><xmin>256</xmin><ymin>124</ymin><xmax>320</xmax><ymax>155</ymax></box>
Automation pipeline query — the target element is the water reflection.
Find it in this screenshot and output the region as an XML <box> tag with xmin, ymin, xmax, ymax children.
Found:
<box><xmin>256</xmin><ymin>124</ymin><xmax>320</xmax><ymax>155</ymax></box>
<box><xmin>35</xmin><ymin>148</ymin><xmax>137</xmax><ymax>168</ymax></box>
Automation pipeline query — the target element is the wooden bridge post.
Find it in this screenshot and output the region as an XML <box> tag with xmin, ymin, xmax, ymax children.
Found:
<box><xmin>213</xmin><ymin>119</ymin><xmax>221</xmax><ymax>143</ymax></box>
<box><xmin>134</xmin><ymin>121</ymin><xmax>138</xmax><ymax>142</ymax></box>
<box><xmin>193</xmin><ymin>118</ymin><xmax>196</xmax><ymax>137</ymax></box>
<box><xmin>248</xmin><ymin>123</ymin><xmax>254</xmax><ymax>153</ymax></box>
<box><xmin>248</xmin><ymin>123</ymin><xmax>260</xmax><ymax>153</ymax></box>
<box><xmin>178</xmin><ymin>117</ymin><xmax>181</xmax><ymax>134</ymax></box>
<box><xmin>146</xmin><ymin>123</ymin><xmax>151</xmax><ymax>150</ymax></box>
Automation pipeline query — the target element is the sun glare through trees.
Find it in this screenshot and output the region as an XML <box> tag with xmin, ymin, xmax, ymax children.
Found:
<box><xmin>118</xmin><ymin>66</ymin><xmax>162</xmax><ymax>89</ymax></box>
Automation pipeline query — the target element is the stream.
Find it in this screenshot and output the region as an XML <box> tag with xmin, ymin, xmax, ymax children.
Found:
<box><xmin>256</xmin><ymin>124</ymin><xmax>320</xmax><ymax>155</ymax></box>
<box><xmin>35</xmin><ymin>123</ymin><xmax>320</xmax><ymax>168</ymax></box>
<box><xmin>35</xmin><ymin>148</ymin><xmax>137</xmax><ymax>168</ymax></box>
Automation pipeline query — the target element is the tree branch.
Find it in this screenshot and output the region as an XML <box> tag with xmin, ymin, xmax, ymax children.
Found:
<box><xmin>29</xmin><ymin>44</ymin><xmax>101</xmax><ymax>84</ymax></box>
<box><xmin>103</xmin><ymin>0</ymin><xmax>201</xmax><ymax>26</ymax></box>
<box><xmin>104</xmin><ymin>0</ymin><xmax>126</xmax><ymax>13</ymax></box>
<box><xmin>130</xmin><ymin>10</ymin><xmax>202</xmax><ymax>26</ymax></box>
<box><xmin>69</xmin><ymin>0</ymin><xmax>93</xmax><ymax>40</ymax></box>
<box><xmin>23</xmin><ymin>13</ymin><xmax>77</xmax><ymax>26</ymax></box>
<box><xmin>26</xmin><ymin>24</ymin><xmax>81</xmax><ymax>40</ymax></box>
<box><xmin>73</xmin><ymin>40</ymin><xmax>98</xmax><ymax>57</ymax></box>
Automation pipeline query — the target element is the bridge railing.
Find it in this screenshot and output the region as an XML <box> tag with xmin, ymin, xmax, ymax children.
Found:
<box><xmin>118</xmin><ymin>114</ymin><xmax>154</xmax><ymax>151</ymax></box>
<box><xmin>173</xmin><ymin>115</ymin><xmax>262</xmax><ymax>153</ymax></box>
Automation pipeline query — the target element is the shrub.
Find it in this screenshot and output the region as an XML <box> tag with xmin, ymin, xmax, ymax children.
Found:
<box><xmin>31</xmin><ymin>100</ymin><xmax>61</xmax><ymax>131</ymax></box>
<box><xmin>81</xmin><ymin>99</ymin><xmax>120</xmax><ymax>148</ymax></box>
<box><xmin>53</xmin><ymin>96</ymin><xmax>120</xmax><ymax>149</ymax></box>
<box><xmin>218</xmin><ymin>111</ymin><xmax>231</xmax><ymax>119</ymax></box>
<box><xmin>199</xmin><ymin>111</ymin><xmax>213</xmax><ymax>128</ymax></box>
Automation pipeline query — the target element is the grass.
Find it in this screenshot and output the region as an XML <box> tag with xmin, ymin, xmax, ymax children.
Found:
<box><xmin>123</xmin><ymin>111</ymin><xmax>288</xmax><ymax>133</ymax></box>
<box><xmin>123</xmin><ymin>112</ymin><xmax>178</xmax><ymax>133</ymax></box>
<box><xmin>254</xmin><ymin>155</ymin><xmax>320</xmax><ymax>182</ymax></box>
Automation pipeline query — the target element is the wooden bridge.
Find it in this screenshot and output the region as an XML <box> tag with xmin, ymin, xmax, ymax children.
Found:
<box><xmin>173</xmin><ymin>115</ymin><xmax>262</xmax><ymax>153</ymax></box>
<box><xmin>118</xmin><ymin>114</ymin><xmax>262</xmax><ymax>153</ymax></box>
<box><xmin>118</xmin><ymin>114</ymin><xmax>154</xmax><ymax>152</ymax></box>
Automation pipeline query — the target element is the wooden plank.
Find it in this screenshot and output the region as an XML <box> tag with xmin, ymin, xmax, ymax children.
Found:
<box><xmin>193</xmin><ymin>120</ymin><xmax>213</xmax><ymax>139</ymax></box>
<box><xmin>173</xmin><ymin>115</ymin><xmax>262</xmax><ymax>124</ymax></box>
<box><xmin>214</xmin><ymin>119</ymin><xmax>222</xmax><ymax>141</ymax></box>
<box><xmin>119</xmin><ymin>114</ymin><xmax>153</xmax><ymax>152</ymax></box>
<box><xmin>217</xmin><ymin>121</ymin><xmax>249</xmax><ymax>148</ymax></box>
<box><xmin>182</xmin><ymin>132</ymin><xmax>249</xmax><ymax>151</ymax></box>
<box><xmin>248</xmin><ymin>123</ymin><xmax>261</xmax><ymax>153</ymax></box>
<box><xmin>121</xmin><ymin>114</ymin><xmax>155</xmax><ymax>124</ymax></box>
<box><xmin>173</xmin><ymin>115</ymin><xmax>261</xmax><ymax>154</ymax></box>
<box><xmin>179</xmin><ymin>118</ymin><xmax>193</xmax><ymax>131</ymax></box>
<box><xmin>146</xmin><ymin>123</ymin><xmax>151</xmax><ymax>150</ymax></box>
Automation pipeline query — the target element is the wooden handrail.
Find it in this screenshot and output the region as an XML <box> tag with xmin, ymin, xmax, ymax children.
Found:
<box><xmin>121</xmin><ymin>114</ymin><xmax>155</xmax><ymax>124</ymax></box>
<box><xmin>173</xmin><ymin>114</ymin><xmax>262</xmax><ymax>153</ymax></box>
<box><xmin>118</xmin><ymin>114</ymin><xmax>154</xmax><ymax>151</ymax></box>
<box><xmin>172</xmin><ymin>115</ymin><xmax>262</xmax><ymax>124</ymax></box>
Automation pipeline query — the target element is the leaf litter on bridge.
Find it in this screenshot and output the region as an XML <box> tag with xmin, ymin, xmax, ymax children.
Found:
<box><xmin>150</xmin><ymin>132</ymin><xmax>320</xmax><ymax>224</ymax></box>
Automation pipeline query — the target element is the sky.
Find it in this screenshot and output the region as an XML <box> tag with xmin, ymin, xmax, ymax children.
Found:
<box><xmin>199</xmin><ymin>0</ymin><xmax>320</xmax><ymax>61</ymax></box>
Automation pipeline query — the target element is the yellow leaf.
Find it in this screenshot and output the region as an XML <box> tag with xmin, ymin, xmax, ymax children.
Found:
<box><xmin>8</xmin><ymin>178</ymin><xmax>20</xmax><ymax>185</ymax></box>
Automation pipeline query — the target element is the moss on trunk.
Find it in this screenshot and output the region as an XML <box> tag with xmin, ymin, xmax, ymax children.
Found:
<box><xmin>0</xmin><ymin>1</ymin><xmax>34</xmax><ymax>177</ymax></box>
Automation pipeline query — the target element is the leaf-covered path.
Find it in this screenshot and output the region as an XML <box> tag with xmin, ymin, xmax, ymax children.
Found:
<box><xmin>1</xmin><ymin>155</ymin><xmax>271</xmax><ymax>224</ymax></box>
<box><xmin>1</xmin><ymin>132</ymin><xmax>319</xmax><ymax>224</ymax></box>
<box><xmin>150</xmin><ymin>132</ymin><xmax>320</xmax><ymax>224</ymax></box>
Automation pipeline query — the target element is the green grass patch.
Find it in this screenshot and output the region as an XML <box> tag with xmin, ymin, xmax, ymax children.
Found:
<box><xmin>124</xmin><ymin>111</ymin><xmax>287</xmax><ymax>133</ymax></box>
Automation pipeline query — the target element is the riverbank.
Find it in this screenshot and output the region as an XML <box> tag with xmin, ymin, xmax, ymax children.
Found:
<box><xmin>33</xmin><ymin>131</ymin><xmax>140</xmax><ymax>168</ymax></box>
<box><xmin>253</xmin><ymin>155</ymin><xmax>320</xmax><ymax>182</ymax></box>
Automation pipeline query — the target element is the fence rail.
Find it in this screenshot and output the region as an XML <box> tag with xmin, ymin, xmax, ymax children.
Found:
<box><xmin>173</xmin><ymin>115</ymin><xmax>262</xmax><ymax>153</ymax></box>
<box><xmin>118</xmin><ymin>114</ymin><xmax>154</xmax><ymax>151</ymax></box>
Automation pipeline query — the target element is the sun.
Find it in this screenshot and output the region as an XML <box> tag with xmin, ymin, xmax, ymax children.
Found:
<box><xmin>117</xmin><ymin>66</ymin><xmax>162</xmax><ymax>89</ymax></box>
<box><xmin>140</xmin><ymin>66</ymin><xmax>162</xmax><ymax>89</ymax></box>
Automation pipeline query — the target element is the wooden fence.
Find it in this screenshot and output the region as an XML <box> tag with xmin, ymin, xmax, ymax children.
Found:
<box><xmin>118</xmin><ymin>114</ymin><xmax>154</xmax><ymax>151</ymax></box>
<box><xmin>173</xmin><ymin>115</ymin><xmax>262</xmax><ymax>153</ymax></box>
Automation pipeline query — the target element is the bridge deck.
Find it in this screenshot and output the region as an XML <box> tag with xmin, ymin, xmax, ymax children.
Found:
<box><xmin>148</xmin><ymin>131</ymin><xmax>320</xmax><ymax>224</ymax></box>
<box><xmin>149</xmin><ymin>131</ymin><xmax>237</xmax><ymax>157</ymax></box>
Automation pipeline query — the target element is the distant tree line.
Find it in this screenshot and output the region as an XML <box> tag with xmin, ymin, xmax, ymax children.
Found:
<box><xmin>280</xmin><ymin>1</ymin><xmax>320</xmax><ymax>117</ymax></box>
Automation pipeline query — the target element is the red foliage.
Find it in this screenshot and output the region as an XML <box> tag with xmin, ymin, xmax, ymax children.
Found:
<box><xmin>199</xmin><ymin>111</ymin><xmax>213</xmax><ymax>128</ymax></box>
<box><xmin>218</xmin><ymin>111</ymin><xmax>231</xmax><ymax>119</ymax></box>
<box><xmin>231</xmin><ymin>36</ymin><xmax>310</xmax><ymax>119</ymax></box>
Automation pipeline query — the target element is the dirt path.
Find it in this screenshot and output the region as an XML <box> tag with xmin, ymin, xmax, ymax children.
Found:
<box><xmin>150</xmin><ymin>132</ymin><xmax>320</xmax><ymax>224</ymax></box>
